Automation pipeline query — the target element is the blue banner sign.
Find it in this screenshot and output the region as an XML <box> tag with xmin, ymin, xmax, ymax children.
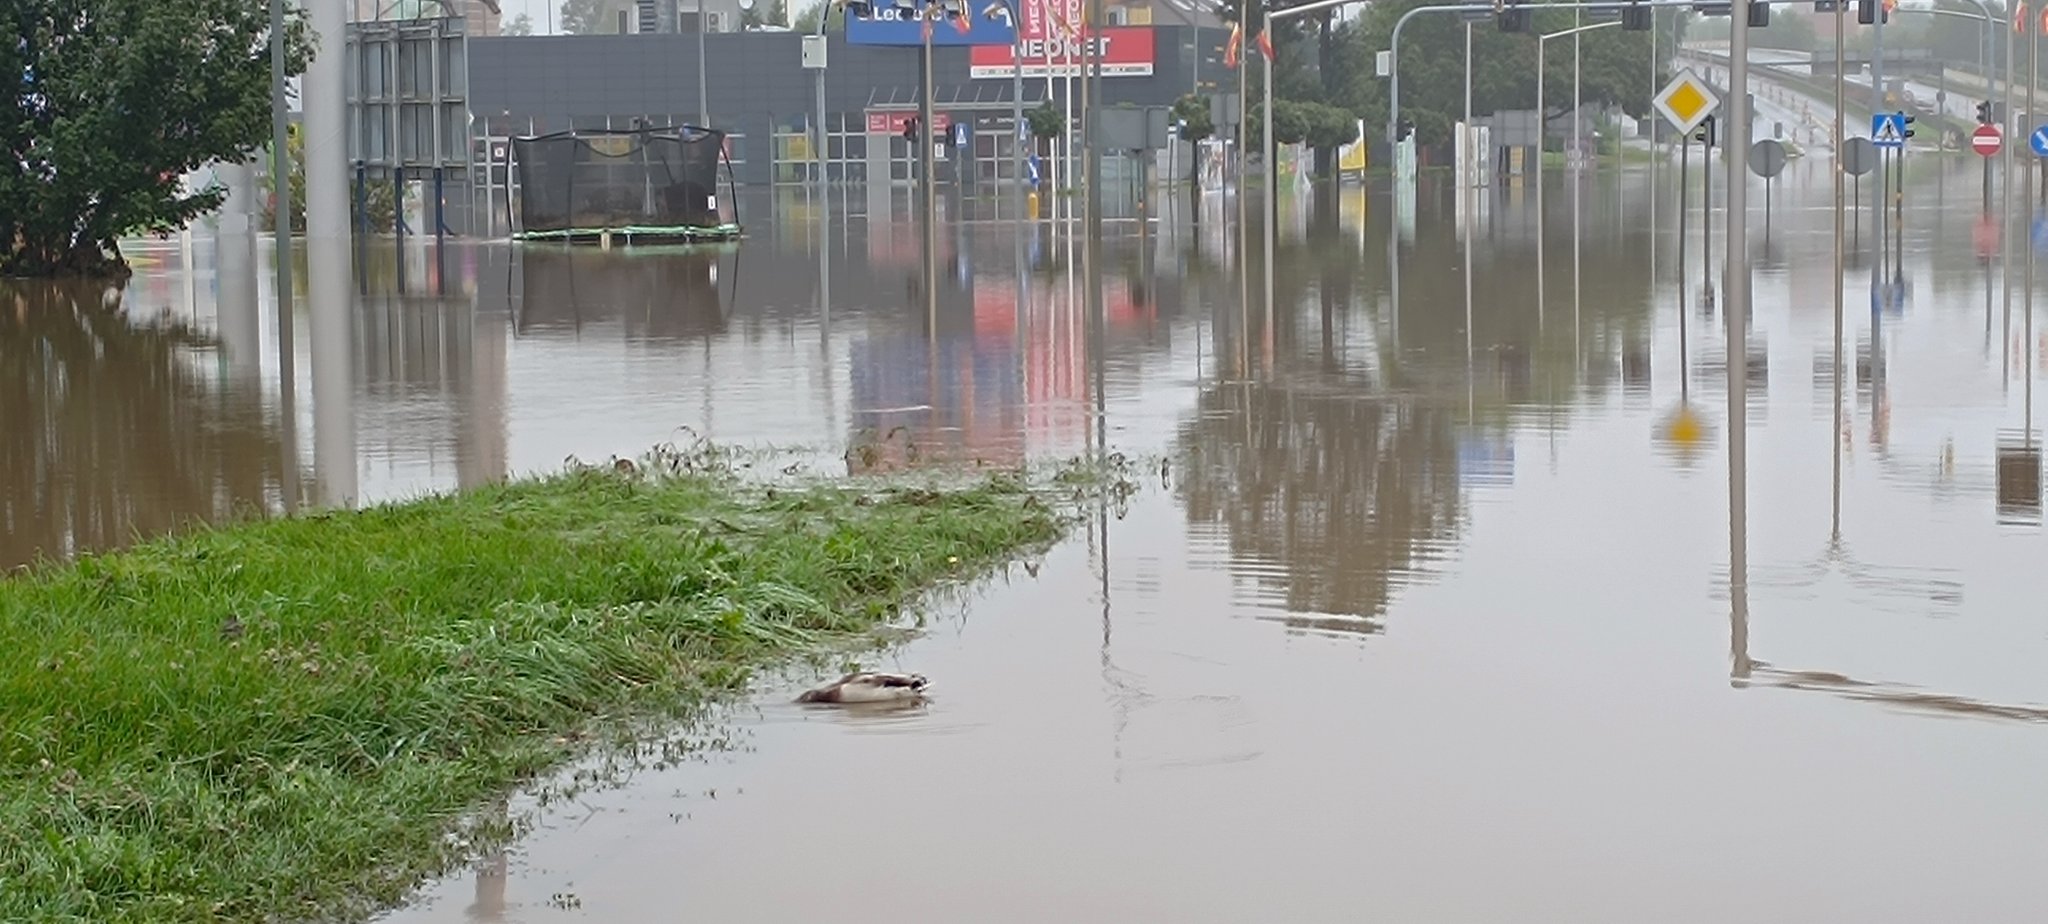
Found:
<box><xmin>845</xmin><ymin>3</ymin><xmax>1018</xmax><ymax>46</ymax></box>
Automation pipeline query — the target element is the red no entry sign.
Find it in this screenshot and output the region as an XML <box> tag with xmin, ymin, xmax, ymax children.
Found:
<box><xmin>1974</xmin><ymin>124</ymin><xmax>2003</xmax><ymax>156</ymax></box>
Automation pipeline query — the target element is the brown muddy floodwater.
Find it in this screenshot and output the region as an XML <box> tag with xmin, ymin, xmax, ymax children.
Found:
<box><xmin>11</xmin><ymin>162</ymin><xmax>2048</xmax><ymax>920</ymax></box>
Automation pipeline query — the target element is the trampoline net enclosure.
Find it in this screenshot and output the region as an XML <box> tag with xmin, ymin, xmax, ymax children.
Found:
<box><xmin>511</xmin><ymin>127</ymin><xmax>737</xmax><ymax>236</ymax></box>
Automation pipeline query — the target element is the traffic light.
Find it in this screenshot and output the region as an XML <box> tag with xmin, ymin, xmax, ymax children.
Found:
<box><xmin>1747</xmin><ymin>0</ymin><xmax>1770</xmax><ymax>26</ymax></box>
<box><xmin>1900</xmin><ymin>112</ymin><xmax>1915</xmax><ymax>139</ymax></box>
<box><xmin>1622</xmin><ymin>1</ymin><xmax>1653</xmax><ymax>30</ymax></box>
<box><xmin>1856</xmin><ymin>0</ymin><xmax>1887</xmax><ymax>23</ymax></box>
<box><xmin>1979</xmin><ymin>100</ymin><xmax>1992</xmax><ymax>125</ymax></box>
<box><xmin>1692</xmin><ymin>115</ymin><xmax>1717</xmax><ymax>147</ymax></box>
<box><xmin>902</xmin><ymin>115</ymin><xmax>921</xmax><ymax>144</ymax></box>
<box><xmin>1396</xmin><ymin>117</ymin><xmax>1415</xmax><ymax>142</ymax></box>
<box><xmin>1494</xmin><ymin>0</ymin><xmax>1530</xmax><ymax>32</ymax></box>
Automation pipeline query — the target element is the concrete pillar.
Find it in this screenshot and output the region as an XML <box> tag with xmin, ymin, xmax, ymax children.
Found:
<box><xmin>304</xmin><ymin>0</ymin><xmax>349</xmax><ymax>243</ymax></box>
<box><xmin>306</xmin><ymin>0</ymin><xmax>356</xmax><ymax>509</ymax></box>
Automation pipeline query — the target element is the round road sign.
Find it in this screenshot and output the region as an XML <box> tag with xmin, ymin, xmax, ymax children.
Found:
<box><xmin>1974</xmin><ymin>124</ymin><xmax>2003</xmax><ymax>157</ymax></box>
<box><xmin>1748</xmin><ymin>139</ymin><xmax>1788</xmax><ymax>178</ymax></box>
<box><xmin>1841</xmin><ymin>137</ymin><xmax>1878</xmax><ymax>177</ymax></box>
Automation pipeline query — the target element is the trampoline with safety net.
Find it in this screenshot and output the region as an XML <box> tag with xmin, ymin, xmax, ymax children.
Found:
<box><xmin>509</xmin><ymin>125</ymin><xmax>742</xmax><ymax>243</ymax></box>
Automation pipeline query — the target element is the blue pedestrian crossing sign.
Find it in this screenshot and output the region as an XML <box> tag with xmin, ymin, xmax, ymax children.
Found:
<box><xmin>954</xmin><ymin>122</ymin><xmax>969</xmax><ymax>149</ymax></box>
<box><xmin>2031</xmin><ymin>125</ymin><xmax>2048</xmax><ymax>158</ymax></box>
<box><xmin>1872</xmin><ymin>112</ymin><xmax>1907</xmax><ymax>148</ymax></box>
<box><xmin>1026</xmin><ymin>153</ymin><xmax>1042</xmax><ymax>189</ymax></box>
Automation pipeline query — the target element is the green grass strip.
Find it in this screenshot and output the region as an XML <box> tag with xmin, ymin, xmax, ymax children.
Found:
<box><xmin>0</xmin><ymin>452</ymin><xmax>1084</xmax><ymax>922</ymax></box>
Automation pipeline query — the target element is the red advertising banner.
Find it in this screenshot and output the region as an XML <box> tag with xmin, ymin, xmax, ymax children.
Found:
<box><xmin>864</xmin><ymin>110</ymin><xmax>954</xmax><ymax>134</ymax></box>
<box><xmin>970</xmin><ymin>27</ymin><xmax>1154</xmax><ymax>78</ymax></box>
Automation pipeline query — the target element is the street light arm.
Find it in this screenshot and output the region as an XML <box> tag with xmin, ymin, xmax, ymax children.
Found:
<box><xmin>1387</xmin><ymin>0</ymin><xmax>1701</xmax><ymax>144</ymax></box>
<box><xmin>1540</xmin><ymin>18</ymin><xmax>1622</xmax><ymax>41</ymax></box>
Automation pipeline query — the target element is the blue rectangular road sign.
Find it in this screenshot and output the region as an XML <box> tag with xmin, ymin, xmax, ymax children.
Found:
<box><xmin>1871</xmin><ymin>112</ymin><xmax>1906</xmax><ymax>149</ymax></box>
<box><xmin>845</xmin><ymin>4</ymin><xmax>1017</xmax><ymax>46</ymax></box>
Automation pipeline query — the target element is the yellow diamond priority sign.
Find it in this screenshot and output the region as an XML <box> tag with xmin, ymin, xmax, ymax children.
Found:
<box><xmin>1654</xmin><ymin>68</ymin><xmax>1721</xmax><ymax>135</ymax></box>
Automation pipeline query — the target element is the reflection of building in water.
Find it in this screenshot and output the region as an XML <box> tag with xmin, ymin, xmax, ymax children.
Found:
<box><xmin>1177</xmin><ymin>383</ymin><xmax>1464</xmax><ymax>633</ymax></box>
<box><xmin>0</xmin><ymin>282</ymin><xmax>300</xmax><ymax>569</ymax></box>
<box><xmin>848</xmin><ymin>326</ymin><xmax>1025</xmax><ymax>470</ymax></box>
<box><xmin>513</xmin><ymin>245</ymin><xmax>731</xmax><ymax>340</ymax></box>
<box><xmin>1019</xmin><ymin>281</ymin><xmax>1153</xmax><ymax>454</ymax></box>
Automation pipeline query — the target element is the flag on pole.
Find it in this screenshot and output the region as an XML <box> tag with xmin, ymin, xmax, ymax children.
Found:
<box><xmin>922</xmin><ymin>5</ymin><xmax>934</xmax><ymax>41</ymax></box>
<box><xmin>2039</xmin><ymin>4</ymin><xmax>2047</xmax><ymax>34</ymax></box>
<box><xmin>1224</xmin><ymin>21</ymin><xmax>1242</xmax><ymax>69</ymax></box>
<box><xmin>1256</xmin><ymin>24</ymin><xmax>1274</xmax><ymax>60</ymax></box>
<box><xmin>951</xmin><ymin>7</ymin><xmax>972</xmax><ymax>34</ymax></box>
<box><xmin>2016</xmin><ymin>1</ymin><xmax>2027</xmax><ymax>33</ymax></box>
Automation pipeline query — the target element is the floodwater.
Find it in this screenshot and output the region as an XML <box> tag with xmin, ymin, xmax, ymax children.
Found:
<box><xmin>10</xmin><ymin>155</ymin><xmax>2048</xmax><ymax>920</ymax></box>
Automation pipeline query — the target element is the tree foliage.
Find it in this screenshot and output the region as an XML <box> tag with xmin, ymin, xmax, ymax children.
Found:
<box><xmin>1171</xmin><ymin>93</ymin><xmax>1214</xmax><ymax>144</ymax></box>
<box><xmin>740</xmin><ymin>0</ymin><xmax>789</xmax><ymax>29</ymax></box>
<box><xmin>2</xmin><ymin>0</ymin><xmax>311</xmax><ymax>277</ymax></box>
<box><xmin>1027</xmin><ymin>100</ymin><xmax>1065</xmax><ymax>140</ymax></box>
<box><xmin>503</xmin><ymin>12</ymin><xmax>535</xmax><ymax>34</ymax></box>
<box><xmin>561</xmin><ymin>0</ymin><xmax>633</xmax><ymax>34</ymax></box>
<box><xmin>1334</xmin><ymin>0</ymin><xmax>1674</xmax><ymax>147</ymax></box>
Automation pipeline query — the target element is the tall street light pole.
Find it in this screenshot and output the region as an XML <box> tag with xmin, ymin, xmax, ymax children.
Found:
<box><xmin>268</xmin><ymin>0</ymin><xmax>290</xmax><ymax>309</ymax></box>
<box><xmin>1726</xmin><ymin>0</ymin><xmax>1754</xmax><ymax>616</ymax></box>
<box><xmin>699</xmin><ymin>0</ymin><xmax>710</xmax><ymax>126</ymax></box>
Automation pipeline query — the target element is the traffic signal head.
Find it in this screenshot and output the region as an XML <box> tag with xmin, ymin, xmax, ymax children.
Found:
<box><xmin>1622</xmin><ymin>2</ymin><xmax>1653</xmax><ymax>30</ymax></box>
<box><xmin>903</xmin><ymin>116</ymin><xmax>920</xmax><ymax>143</ymax></box>
<box><xmin>1901</xmin><ymin>112</ymin><xmax>1915</xmax><ymax>138</ymax></box>
<box><xmin>1396</xmin><ymin>117</ymin><xmax>1415</xmax><ymax>141</ymax></box>
<box><xmin>1978</xmin><ymin>100</ymin><xmax>1992</xmax><ymax>124</ymax></box>
<box><xmin>1747</xmin><ymin>1</ymin><xmax>1770</xmax><ymax>27</ymax></box>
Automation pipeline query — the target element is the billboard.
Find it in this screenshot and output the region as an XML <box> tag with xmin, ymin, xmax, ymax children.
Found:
<box><xmin>969</xmin><ymin>0</ymin><xmax>1152</xmax><ymax>78</ymax></box>
<box><xmin>970</xmin><ymin>27</ymin><xmax>1154</xmax><ymax>78</ymax></box>
<box><xmin>845</xmin><ymin>3</ymin><xmax>1018</xmax><ymax>46</ymax></box>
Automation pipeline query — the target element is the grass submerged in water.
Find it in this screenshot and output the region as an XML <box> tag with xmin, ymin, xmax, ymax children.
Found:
<box><xmin>0</xmin><ymin>450</ymin><xmax>1090</xmax><ymax>922</ymax></box>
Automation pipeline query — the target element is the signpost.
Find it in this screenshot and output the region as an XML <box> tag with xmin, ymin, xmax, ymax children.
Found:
<box><xmin>1749</xmin><ymin>138</ymin><xmax>1786</xmax><ymax>220</ymax></box>
<box><xmin>1974</xmin><ymin>124</ymin><xmax>2004</xmax><ymax>156</ymax></box>
<box><xmin>1841</xmin><ymin>137</ymin><xmax>1877</xmax><ymax>176</ymax></box>
<box><xmin>1871</xmin><ymin>112</ymin><xmax>1907</xmax><ymax>148</ymax></box>
<box><xmin>1747</xmin><ymin>139</ymin><xmax>1786</xmax><ymax>177</ymax></box>
<box><xmin>2031</xmin><ymin>124</ymin><xmax>2048</xmax><ymax>157</ymax></box>
<box><xmin>1653</xmin><ymin>68</ymin><xmax>1721</xmax><ymax>136</ymax></box>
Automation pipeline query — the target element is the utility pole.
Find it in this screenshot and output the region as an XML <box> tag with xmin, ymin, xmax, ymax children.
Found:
<box><xmin>267</xmin><ymin>0</ymin><xmax>290</xmax><ymax>308</ymax></box>
<box><xmin>1727</xmin><ymin>0</ymin><xmax>1754</xmax><ymax>620</ymax></box>
<box><xmin>921</xmin><ymin>2</ymin><xmax>937</xmax><ymax>326</ymax></box>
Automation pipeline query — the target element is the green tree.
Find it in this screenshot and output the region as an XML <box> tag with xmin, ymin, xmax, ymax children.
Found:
<box><xmin>1027</xmin><ymin>101</ymin><xmax>1066</xmax><ymax>140</ymax></box>
<box><xmin>1</xmin><ymin>0</ymin><xmax>310</xmax><ymax>278</ymax></box>
<box><xmin>1172</xmin><ymin>94</ymin><xmax>1215</xmax><ymax>144</ymax></box>
<box><xmin>503</xmin><ymin>12</ymin><xmax>535</xmax><ymax>34</ymax></box>
<box><xmin>1335</xmin><ymin>0</ymin><xmax>1670</xmax><ymax>148</ymax></box>
<box><xmin>1300</xmin><ymin>101</ymin><xmax>1359</xmax><ymax>176</ymax></box>
<box><xmin>741</xmin><ymin>0</ymin><xmax>789</xmax><ymax>28</ymax></box>
<box><xmin>561</xmin><ymin>0</ymin><xmax>632</xmax><ymax>33</ymax></box>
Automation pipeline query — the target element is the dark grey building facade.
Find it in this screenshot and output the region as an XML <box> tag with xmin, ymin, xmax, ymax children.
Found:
<box><xmin>466</xmin><ymin>25</ymin><xmax>1230</xmax><ymax>188</ymax></box>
